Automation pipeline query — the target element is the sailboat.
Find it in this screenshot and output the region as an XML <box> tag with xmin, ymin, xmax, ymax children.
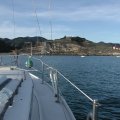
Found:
<box><xmin>0</xmin><ymin>54</ymin><xmax>77</xmax><ymax>120</ymax></box>
<box><xmin>0</xmin><ymin>54</ymin><xmax>99</xmax><ymax>120</ymax></box>
<box><xmin>0</xmin><ymin>0</ymin><xmax>99</xmax><ymax>120</ymax></box>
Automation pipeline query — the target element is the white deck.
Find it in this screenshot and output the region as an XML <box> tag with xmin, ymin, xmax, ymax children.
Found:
<box><xmin>0</xmin><ymin>67</ymin><xmax>76</xmax><ymax>120</ymax></box>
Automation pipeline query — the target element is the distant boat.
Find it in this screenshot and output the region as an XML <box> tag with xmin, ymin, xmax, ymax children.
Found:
<box><xmin>116</xmin><ymin>56</ymin><xmax>120</xmax><ymax>58</ymax></box>
<box><xmin>81</xmin><ymin>55</ymin><xmax>85</xmax><ymax>58</ymax></box>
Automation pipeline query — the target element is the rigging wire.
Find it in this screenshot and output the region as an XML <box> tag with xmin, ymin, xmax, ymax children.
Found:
<box><xmin>31</xmin><ymin>0</ymin><xmax>54</xmax><ymax>55</ymax></box>
<box><xmin>32</xmin><ymin>0</ymin><xmax>42</xmax><ymax>38</ymax></box>
<box><xmin>12</xmin><ymin>0</ymin><xmax>16</xmax><ymax>39</ymax></box>
<box><xmin>32</xmin><ymin>0</ymin><xmax>53</xmax><ymax>41</ymax></box>
<box><xmin>34</xmin><ymin>7</ymin><xmax>42</xmax><ymax>37</ymax></box>
<box><xmin>12</xmin><ymin>0</ymin><xmax>19</xmax><ymax>63</ymax></box>
<box><xmin>48</xmin><ymin>0</ymin><xmax>53</xmax><ymax>40</ymax></box>
<box><xmin>32</xmin><ymin>0</ymin><xmax>43</xmax><ymax>50</ymax></box>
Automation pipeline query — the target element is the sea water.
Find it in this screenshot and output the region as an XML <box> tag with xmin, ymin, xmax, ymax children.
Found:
<box><xmin>4</xmin><ymin>55</ymin><xmax>119</xmax><ymax>120</ymax></box>
<box><xmin>39</xmin><ymin>56</ymin><xmax>120</xmax><ymax>120</ymax></box>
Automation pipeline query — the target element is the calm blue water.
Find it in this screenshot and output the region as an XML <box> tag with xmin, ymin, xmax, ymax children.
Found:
<box><xmin>38</xmin><ymin>56</ymin><xmax>120</xmax><ymax>120</ymax></box>
<box><xmin>5</xmin><ymin>55</ymin><xmax>119</xmax><ymax>120</ymax></box>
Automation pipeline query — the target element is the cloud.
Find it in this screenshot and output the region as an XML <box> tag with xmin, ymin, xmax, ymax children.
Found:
<box><xmin>35</xmin><ymin>4</ymin><xmax>120</xmax><ymax>22</ymax></box>
<box><xmin>0</xmin><ymin>20</ymin><xmax>70</xmax><ymax>39</ymax></box>
<box><xmin>0</xmin><ymin>1</ymin><xmax>120</xmax><ymax>42</ymax></box>
<box><xmin>0</xmin><ymin>4</ymin><xmax>32</xmax><ymax>20</ymax></box>
<box><xmin>1</xmin><ymin>2</ymin><xmax>120</xmax><ymax>23</ymax></box>
<box><xmin>0</xmin><ymin>20</ymin><xmax>35</xmax><ymax>38</ymax></box>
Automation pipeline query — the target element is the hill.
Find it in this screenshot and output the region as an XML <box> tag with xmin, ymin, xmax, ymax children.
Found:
<box><xmin>0</xmin><ymin>36</ymin><xmax>119</xmax><ymax>55</ymax></box>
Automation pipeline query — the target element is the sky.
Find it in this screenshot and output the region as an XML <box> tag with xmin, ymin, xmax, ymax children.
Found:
<box><xmin>0</xmin><ymin>0</ymin><xmax>120</xmax><ymax>43</ymax></box>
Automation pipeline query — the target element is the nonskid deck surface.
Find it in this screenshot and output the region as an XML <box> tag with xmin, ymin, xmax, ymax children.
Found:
<box><xmin>0</xmin><ymin>67</ymin><xmax>76</xmax><ymax>120</ymax></box>
<box><xmin>31</xmin><ymin>75</ymin><xmax>75</xmax><ymax>120</ymax></box>
<box><xmin>0</xmin><ymin>67</ymin><xmax>32</xmax><ymax>120</ymax></box>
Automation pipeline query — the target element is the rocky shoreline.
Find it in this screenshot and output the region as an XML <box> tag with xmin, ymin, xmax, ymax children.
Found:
<box><xmin>0</xmin><ymin>36</ymin><xmax>120</xmax><ymax>56</ymax></box>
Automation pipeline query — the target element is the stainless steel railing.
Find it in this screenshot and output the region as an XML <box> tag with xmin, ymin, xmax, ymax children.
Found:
<box><xmin>0</xmin><ymin>54</ymin><xmax>99</xmax><ymax>120</ymax></box>
<box><xmin>31</xmin><ymin>56</ymin><xmax>99</xmax><ymax>120</ymax></box>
